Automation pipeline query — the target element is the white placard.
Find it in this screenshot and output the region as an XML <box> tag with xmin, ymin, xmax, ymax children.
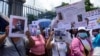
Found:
<box><xmin>56</xmin><ymin>1</ymin><xmax>86</xmax><ymax>23</ymax></box>
<box><xmin>32</xmin><ymin>21</ymin><xmax>39</xmax><ymax>29</ymax></box>
<box><xmin>58</xmin><ymin>23</ymin><xmax>71</xmax><ymax>30</ymax></box>
<box><xmin>74</xmin><ymin>21</ymin><xmax>87</xmax><ymax>29</ymax></box>
<box><xmin>9</xmin><ymin>15</ymin><xmax>27</xmax><ymax>37</ymax></box>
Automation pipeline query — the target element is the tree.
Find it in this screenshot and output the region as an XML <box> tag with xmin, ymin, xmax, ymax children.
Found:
<box><xmin>56</xmin><ymin>2</ymin><xmax>69</xmax><ymax>8</ymax></box>
<box><xmin>27</xmin><ymin>14</ymin><xmax>37</xmax><ymax>24</ymax></box>
<box><xmin>38</xmin><ymin>11</ymin><xmax>56</xmax><ymax>19</ymax></box>
<box><xmin>85</xmin><ymin>0</ymin><xmax>99</xmax><ymax>11</ymax></box>
<box><xmin>56</xmin><ymin>0</ymin><xmax>99</xmax><ymax>11</ymax></box>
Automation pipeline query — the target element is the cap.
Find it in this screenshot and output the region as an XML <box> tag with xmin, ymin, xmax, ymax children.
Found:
<box><xmin>78</xmin><ymin>27</ymin><xmax>86</xmax><ymax>31</ymax></box>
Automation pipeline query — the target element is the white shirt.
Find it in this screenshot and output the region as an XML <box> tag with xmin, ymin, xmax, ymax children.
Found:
<box><xmin>52</xmin><ymin>41</ymin><xmax>67</xmax><ymax>56</ymax></box>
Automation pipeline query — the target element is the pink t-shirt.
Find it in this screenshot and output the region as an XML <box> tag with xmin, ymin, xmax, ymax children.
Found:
<box><xmin>30</xmin><ymin>35</ymin><xmax>45</xmax><ymax>55</ymax></box>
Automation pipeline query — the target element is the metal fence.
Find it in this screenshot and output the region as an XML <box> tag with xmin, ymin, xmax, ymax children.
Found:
<box><xmin>0</xmin><ymin>0</ymin><xmax>45</xmax><ymax>33</ymax></box>
<box><xmin>0</xmin><ymin>0</ymin><xmax>45</xmax><ymax>17</ymax></box>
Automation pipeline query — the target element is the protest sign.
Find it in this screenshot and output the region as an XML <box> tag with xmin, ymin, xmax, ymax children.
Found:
<box><xmin>87</xmin><ymin>15</ymin><xmax>100</xmax><ymax>29</ymax></box>
<box><xmin>56</xmin><ymin>1</ymin><xmax>86</xmax><ymax>23</ymax></box>
<box><xmin>9</xmin><ymin>15</ymin><xmax>27</xmax><ymax>37</ymax></box>
<box><xmin>29</xmin><ymin>21</ymin><xmax>40</xmax><ymax>36</ymax></box>
<box><xmin>74</xmin><ymin>21</ymin><xmax>87</xmax><ymax>29</ymax></box>
<box><xmin>58</xmin><ymin>23</ymin><xmax>71</xmax><ymax>30</ymax></box>
<box><xmin>85</xmin><ymin>9</ymin><xmax>100</xmax><ymax>29</ymax></box>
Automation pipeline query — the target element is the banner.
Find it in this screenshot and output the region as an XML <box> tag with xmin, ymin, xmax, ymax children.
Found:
<box><xmin>85</xmin><ymin>9</ymin><xmax>100</xmax><ymax>29</ymax></box>
<box><xmin>87</xmin><ymin>15</ymin><xmax>100</xmax><ymax>29</ymax></box>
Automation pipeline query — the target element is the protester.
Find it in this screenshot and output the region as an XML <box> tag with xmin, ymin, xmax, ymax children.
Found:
<box><xmin>69</xmin><ymin>29</ymin><xmax>78</xmax><ymax>38</ymax></box>
<box><xmin>0</xmin><ymin>26</ymin><xmax>35</xmax><ymax>56</ymax></box>
<box><xmin>91</xmin><ymin>29</ymin><xmax>99</xmax><ymax>44</ymax></box>
<box><xmin>29</xmin><ymin>29</ymin><xmax>45</xmax><ymax>56</ymax></box>
<box><xmin>45</xmin><ymin>28</ymin><xmax>52</xmax><ymax>56</ymax></box>
<box><xmin>46</xmin><ymin>29</ymin><xmax>71</xmax><ymax>56</ymax></box>
<box><xmin>70</xmin><ymin>27</ymin><xmax>93</xmax><ymax>56</ymax></box>
<box><xmin>92</xmin><ymin>29</ymin><xmax>100</xmax><ymax>56</ymax></box>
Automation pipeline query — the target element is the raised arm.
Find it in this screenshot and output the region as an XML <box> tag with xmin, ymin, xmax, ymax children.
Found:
<box><xmin>0</xmin><ymin>26</ymin><xmax>9</xmax><ymax>44</ymax></box>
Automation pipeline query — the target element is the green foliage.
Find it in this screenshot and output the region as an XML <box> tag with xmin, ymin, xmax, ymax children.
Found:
<box><xmin>57</xmin><ymin>0</ymin><xmax>99</xmax><ymax>11</ymax></box>
<box><xmin>61</xmin><ymin>2</ymin><xmax>69</xmax><ymax>6</ymax></box>
<box><xmin>56</xmin><ymin>2</ymin><xmax>69</xmax><ymax>8</ymax></box>
<box><xmin>27</xmin><ymin>14</ymin><xmax>37</xmax><ymax>24</ymax></box>
<box><xmin>85</xmin><ymin>0</ymin><xmax>99</xmax><ymax>11</ymax></box>
<box><xmin>38</xmin><ymin>11</ymin><xmax>56</xmax><ymax>19</ymax></box>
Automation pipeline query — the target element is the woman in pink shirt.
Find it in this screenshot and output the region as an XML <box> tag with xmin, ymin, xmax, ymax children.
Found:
<box><xmin>70</xmin><ymin>27</ymin><xmax>93</xmax><ymax>56</ymax></box>
<box><xmin>29</xmin><ymin>30</ymin><xmax>45</xmax><ymax>56</ymax></box>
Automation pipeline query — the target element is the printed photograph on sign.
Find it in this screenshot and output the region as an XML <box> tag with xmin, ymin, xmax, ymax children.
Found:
<box><xmin>9</xmin><ymin>15</ymin><xmax>27</xmax><ymax>37</ymax></box>
<box><xmin>77</xmin><ymin>14</ymin><xmax>83</xmax><ymax>22</ymax></box>
<box><xmin>29</xmin><ymin>24</ymin><xmax>39</xmax><ymax>36</ymax></box>
<box><xmin>12</xmin><ymin>19</ymin><xmax>25</xmax><ymax>34</ymax></box>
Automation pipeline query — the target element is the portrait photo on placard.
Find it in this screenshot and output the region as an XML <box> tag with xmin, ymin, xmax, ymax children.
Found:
<box><xmin>77</xmin><ymin>14</ymin><xmax>83</xmax><ymax>22</ymax></box>
<box><xmin>9</xmin><ymin>15</ymin><xmax>27</xmax><ymax>37</ymax></box>
<box><xmin>12</xmin><ymin>18</ymin><xmax>25</xmax><ymax>34</ymax></box>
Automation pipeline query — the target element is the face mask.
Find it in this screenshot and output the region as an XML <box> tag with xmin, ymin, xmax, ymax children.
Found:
<box><xmin>36</xmin><ymin>30</ymin><xmax>41</xmax><ymax>35</ymax></box>
<box><xmin>78</xmin><ymin>32</ymin><xmax>88</xmax><ymax>38</ymax></box>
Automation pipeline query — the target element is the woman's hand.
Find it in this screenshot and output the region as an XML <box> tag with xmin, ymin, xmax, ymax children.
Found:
<box><xmin>5</xmin><ymin>26</ymin><xmax>9</xmax><ymax>37</ymax></box>
<box><xmin>25</xmin><ymin>31</ymin><xmax>35</xmax><ymax>47</ymax></box>
<box><xmin>25</xmin><ymin>31</ymin><xmax>31</xmax><ymax>38</ymax></box>
<box><xmin>50</xmin><ymin>31</ymin><xmax>54</xmax><ymax>37</ymax></box>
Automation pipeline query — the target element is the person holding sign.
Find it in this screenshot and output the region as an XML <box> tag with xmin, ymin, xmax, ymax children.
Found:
<box><xmin>0</xmin><ymin>25</ymin><xmax>35</xmax><ymax>56</ymax></box>
<box><xmin>70</xmin><ymin>27</ymin><xmax>93</xmax><ymax>56</ymax></box>
<box><xmin>46</xmin><ymin>29</ymin><xmax>71</xmax><ymax>56</ymax></box>
<box><xmin>29</xmin><ymin>29</ymin><xmax>45</xmax><ymax>56</ymax></box>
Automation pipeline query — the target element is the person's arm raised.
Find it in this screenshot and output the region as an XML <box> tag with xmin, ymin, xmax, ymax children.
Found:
<box><xmin>25</xmin><ymin>31</ymin><xmax>35</xmax><ymax>47</ymax></box>
<box><xmin>46</xmin><ymin>31</ymin><xmax>54</xmax><ymax>49</ymax></box>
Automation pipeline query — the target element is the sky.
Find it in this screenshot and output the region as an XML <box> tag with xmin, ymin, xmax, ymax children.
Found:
<box><xmin>24</xmin><ymin>0</ymin><xmax>100</xmax><ymax>11</ymax></box>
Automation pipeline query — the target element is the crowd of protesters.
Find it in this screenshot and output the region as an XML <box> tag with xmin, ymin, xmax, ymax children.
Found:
<box><xmin>0</xmin><ymin>12</ymin><xmax>100</xmax><ymax>56</ymax></box>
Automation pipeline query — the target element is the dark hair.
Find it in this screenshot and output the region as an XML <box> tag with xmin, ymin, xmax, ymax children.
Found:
<box><xmin>0</xmin><ymin>16</ymin><xmax>9</xmax><ymax>32</ymax></box>
<box><xmin>78</xmin><ymin>30</ymin><xmax>87</xmax><ymax>33</ymax></box>
<box><xmin>92</xmin><ymin>29</ymin><xmax>99</xmax><ymax>33</ymax></box>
